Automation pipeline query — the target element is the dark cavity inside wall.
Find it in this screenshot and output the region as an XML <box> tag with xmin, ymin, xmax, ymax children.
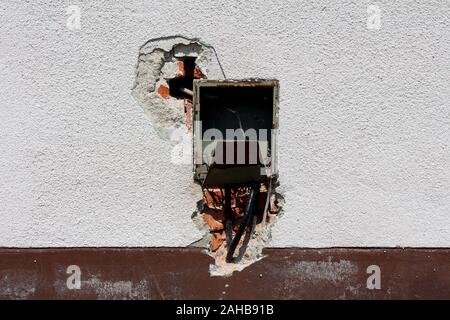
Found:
<box><xmin>195</xmin><ymin>83</ymin><xmax>282</xmax><ymax>268</ymax></box>
<box><xmin>200</xmin><ymin>86</ymin><xmax>273</xmax><ymax>145</ymax></box>
<box><xmin>168</xmin><ymin>57</ymin><xmax>197</xmax><ymax>99</ymax></box>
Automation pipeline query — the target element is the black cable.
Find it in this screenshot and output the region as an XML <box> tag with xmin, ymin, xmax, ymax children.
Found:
<box><xmin>224</xmin><ymin>186</ymin><xmax>233</xmax><ymax>246</ymax></box>
<box><xmin>236</xmin><ymin>206</ymin><xmax>258</xmax><ymax>262</ymax></box>
<box><xmin>226</xmin><ymin>182</ymin><xmax>260</xmax><ymax>263</ymax></box>
<box><xmin>208</xmin><ymin>189</ymin><xmax>223</xmax><ymax>207</ymax></box>
<box><xmin>211</xmin><ymin>46</ymin><xmax>227</xmax><ymax>79</ymax></box>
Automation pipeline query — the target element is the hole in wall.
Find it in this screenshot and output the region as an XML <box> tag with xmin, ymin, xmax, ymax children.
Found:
<box><xmin>192</xmin><ymin>80</ymin><xmax>284</xmax><ymax>276</ymax></box>
<box><xmin>168</xmin><ymin>57</ymin><xmax>197</xmax><ymax>99</ymax></box>
<box><xmin>132</xmin><ymin>37</ymin><xmax>284</xmax><ymax>276</ymax></box>
<box><xmin>132</xmin><ymin>37</ymin><xmax>215</xmax><ymax>137</ymax></box>
<box><xmin>199</xmin><ymin>181</ymin><xmax>285</xmax><ymax>275</ymax></box>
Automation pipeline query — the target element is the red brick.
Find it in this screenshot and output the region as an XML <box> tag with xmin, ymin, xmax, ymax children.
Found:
<box><xmin>210</xmin><ymin>232</ymin><xmax>225</xmax><ymax>252</ymax></box>
<box><xmin>157</xmin><ymin>85</ymin><xmax>170</xmax><ymax>99</ymax></box>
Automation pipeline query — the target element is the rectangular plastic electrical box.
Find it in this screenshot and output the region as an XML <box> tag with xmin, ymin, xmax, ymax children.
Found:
<box><xmin>193</xmin><ymin>79</ymin><xmax>279</xmax><ymax>187</ymax></box>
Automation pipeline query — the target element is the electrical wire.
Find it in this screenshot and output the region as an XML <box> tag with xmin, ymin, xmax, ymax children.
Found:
<box><xmin>224</xmin><ymin>186</ymin><xmax>233</xmax><ymax>246</ymax></box>
<box><xmin>226</xmin><ymin>182</ymin><xmax>260</xmax><ymax>263</ymax></box>
<box><xmin>262</xmin><ymin>177</ymin><xmax>272</xmax><ymax>227</ymax></box>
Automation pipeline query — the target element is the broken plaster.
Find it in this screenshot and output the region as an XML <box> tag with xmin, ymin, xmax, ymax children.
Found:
<box><xmin>132</xmin><ymin>36</ymin><xmax>225</xmax><ymax>139</ymax></box>
<box><xmin>132</xmin><ymin>36</ymin><xmax>284</xmax><ymax>276</ymax></box>
<box><xmin>199</xmin><ymin>183</ymin><xmax>285</xmax><ymax>277</ymax></box>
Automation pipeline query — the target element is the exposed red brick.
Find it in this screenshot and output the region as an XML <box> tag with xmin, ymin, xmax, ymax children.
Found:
<box><xmin>157</xmin><ymin>84</ymin><xmax>170</xmax><ymax>99</ymax></box>
<box><xmin>205</xmin><ymin>189</ymin><xmax>226</xmax><ymax>209</ymax></box>
<box><xmin>202</xmin><ymin>185</ymin><xmax>276</xmax><ymax>254</ymax></box>
<box><xmin>232</xmin><ymin>206</ymin><xmax>244</xmax><ymax>216</ymax></box>
<box><xmin>203</xmin><ymin>191</ymin><xmax>214</xmax><ymax>208</ymax></box>
<box><xmin>203</xmin><ymin>189</ymin><xmax>222</xmax><ymax>209</ymax></box>
<box><xmin>194</xmin><ymin>66</ymin><xmax>205</xmax><ymax>79</ymax></box>
<box><xmin>203</xmin><ymin>208</ymin><xmax>225</xmax><ymax>232</ymax></box>
<box><xmin>235</xmin><ymin>195</ymin><xmax>248</xmax><ymax>208</ymax></box>
<box><xmin>270</xmin><ymin>193</ymin><xmax>282</xmax><ymax>213</ymax></box>
<box><xmin>176</xmin><ymin>61</ymin><xmax>185</xmax><ymax>77</ymax></box>
<box><xmin>184</xmin><ymin>99</ymin><xmax>193</xmax><ymax>130</ymax></box>
<box><xmin>210</xmin><ymin>232</ymin><xmax>225</xmax><ymax>252</ymax></box>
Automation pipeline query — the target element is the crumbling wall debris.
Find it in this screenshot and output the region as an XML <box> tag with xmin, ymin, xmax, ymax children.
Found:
<box><xmin>133</xmin><ymin>37</ymin><xmax>283</xmax><ymax>276</ymax></box>
<box><xmin>198</xmin><ymin>182</ymin><xmax>284</xmax><ymax>276</ymax></box>
<box><xmin>132</xmin><ymin>36</ymin><xmax>223</xmax><ymax>138</ymax></box>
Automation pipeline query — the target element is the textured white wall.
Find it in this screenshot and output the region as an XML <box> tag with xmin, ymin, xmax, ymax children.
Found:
<box><xmin>0</xmin><ymin>0</ymin><xmax>448</xmax><ymax>247</ymax></box>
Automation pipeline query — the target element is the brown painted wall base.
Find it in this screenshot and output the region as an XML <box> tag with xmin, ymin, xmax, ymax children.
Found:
<box><xmin>0</xmin><ymin>248</ymin><xmax>449</xmax><ymax>300</ymax></box>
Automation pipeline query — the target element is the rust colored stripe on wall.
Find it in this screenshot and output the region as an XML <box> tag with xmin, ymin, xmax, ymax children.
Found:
<box><xmin>0</xmin><ymin>248</ymin><xmax>448</xmax><ymax>300</ymax></box>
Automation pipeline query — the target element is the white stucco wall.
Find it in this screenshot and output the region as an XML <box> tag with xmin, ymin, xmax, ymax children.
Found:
<box><xmin>0</xmin><ymin>0</ymin><xmax>448</xmax><ymax>247</ymax></box>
